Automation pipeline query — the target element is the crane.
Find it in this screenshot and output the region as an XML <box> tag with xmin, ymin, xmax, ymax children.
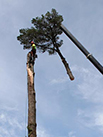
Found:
<box><xmin>60</xmin><ymin>24</ymin><xmax>103</xmax><ymax>75</ymax></box>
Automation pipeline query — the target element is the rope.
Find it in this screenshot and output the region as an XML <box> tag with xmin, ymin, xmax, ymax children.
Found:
<box><xmin>24</xmin><ymin>89</ymin><xmax>28</xmax><ymax>137</ymax></box>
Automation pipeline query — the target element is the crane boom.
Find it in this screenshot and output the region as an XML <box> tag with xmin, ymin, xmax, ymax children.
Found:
<box><xmin>60</xmin><ymin>24</ymin><xmax>103</xmax><ymax>75</ymax></box>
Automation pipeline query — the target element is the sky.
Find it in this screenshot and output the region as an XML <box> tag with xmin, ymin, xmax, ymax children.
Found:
<box><xmin>0</xmin><ymin>0</ymin><xmax>103</xmax><ymax>137</ymax></box>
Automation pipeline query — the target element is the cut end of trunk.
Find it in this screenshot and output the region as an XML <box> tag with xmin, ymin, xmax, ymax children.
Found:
<box><xmin>70</xmin><ymin>76</ymin><xmax>75</xmax><ymax>81</ymax></box>
<box><xmin>67</xmin><ymin>68</ymin><xmax>75</xmax><ymax>81</ymax></box>
<box><xmin>67</xmin><ymin>72</ymin><xmax>75</xmax><ymax>81</ymax></box>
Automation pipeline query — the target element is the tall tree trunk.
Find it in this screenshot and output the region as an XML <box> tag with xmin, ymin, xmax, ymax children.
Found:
<box><xmin>27</xmin><ymin>52</ymin><xmax>37</xmax><ymax>137</ymax></box>
<box><xmin>56</xmin><ymin>47</ymin><xmax>74</xmax><ymax>80</ymax></box>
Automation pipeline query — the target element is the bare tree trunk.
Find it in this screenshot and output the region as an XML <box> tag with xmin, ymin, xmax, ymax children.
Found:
<box><xmin>27</xmin><ymin>52</ymin><xmax>37</xmax><ymax>137</ymax></box>
<box><xmin>56</xmin><ymin>47</ymin><xmax>74</xmax><ymax>80</ymax></box>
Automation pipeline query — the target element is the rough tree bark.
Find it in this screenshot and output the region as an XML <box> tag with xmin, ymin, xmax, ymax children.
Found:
<box><xmin>27</xmin><ymin>52</ymin><xmax>37</xmax><ymax>137</ymax></box>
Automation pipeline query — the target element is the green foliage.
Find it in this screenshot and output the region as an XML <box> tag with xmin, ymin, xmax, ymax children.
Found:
<box><xmin>17</xmin><ymin>9</ymin><xmax>63</xmax><ymax>55</ymax></box>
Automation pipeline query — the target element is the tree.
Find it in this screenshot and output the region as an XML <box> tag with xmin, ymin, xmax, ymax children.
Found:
<box><xmin>17</xmin><ymin>9</ymin><xmax>74</xmax><ymax>80</ymax></box>
<box><xmin>27</xmin><ymin>53</ymin><xmax>37</xmax><ymax>137</ymax></box>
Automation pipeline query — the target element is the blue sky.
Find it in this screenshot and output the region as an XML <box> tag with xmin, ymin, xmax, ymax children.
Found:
<box><xmin>0</xmin><ymin>0</ymin><xmax>103</xmax><ymax>137</ymax></box>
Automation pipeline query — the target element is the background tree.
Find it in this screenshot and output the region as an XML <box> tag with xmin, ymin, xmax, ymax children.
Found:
<box><xmin>17</xmin><ymin>8</ymin><xmax>74</xmax><ymax>80</ymax></box>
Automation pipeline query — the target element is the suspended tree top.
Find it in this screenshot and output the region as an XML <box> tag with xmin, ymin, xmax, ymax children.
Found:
<box><xmin>17</xmin><ymin>9</ymin><xmax>74</xmax><ymax>80</ymax></box>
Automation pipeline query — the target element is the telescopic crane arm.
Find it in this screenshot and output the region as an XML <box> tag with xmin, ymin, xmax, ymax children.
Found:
<box><xmin>60</xmin><ymin>24</ymin><xmax>103</xmax><ymax>75</ymax></box>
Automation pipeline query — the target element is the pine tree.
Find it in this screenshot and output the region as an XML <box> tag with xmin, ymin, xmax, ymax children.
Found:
<box><xmin>17</xmin><ymin>9</ymin><xmax>74</xmax><ymax>80</ymax></box>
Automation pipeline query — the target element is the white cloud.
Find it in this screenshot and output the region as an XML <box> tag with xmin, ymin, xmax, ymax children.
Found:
<box><xmin>0</xmin><ymin>127</ymin><xmax>10</xmax><ymax>137</ymax></box>
<box><xmin>77</xmin><ymin>108</ymin><xmax>94</xmax><ymax>127</ymax></box>
<box><xmin>68</xmin><ymin>131</ymin><xmax>76</xmax><ymax>137</ymax></box>
<box><xmin>73</xmin><ymin>66</ymin><xmax>103</xmax><ymax>103</ymax></box>
<box><xmin>50</xmin><ymin>77</ymin><xmax>68</xmax><ymax>85</ymax></box>
<box><xmin>77</xmin><ymin>108</ymin><xmax>103</xmax><ymax>133</ymax></box>
<box><xmin>94</xmin><ymin>112</ymin><xmax>103</xmax><ymax>129</ymax></box>
<box><xmin>0</xmin><ymin>126</ymin><xmax>18</xmax><ymax>137</ymax></box>
<box><xmin>0</xmin><ymin>108</ymin><xmax>25</xmax><ymax>137</ymax></box>
<box><xmin>8</xmin><ymin>117</ymin><xmax>24</xmax><ymax>130</ymax></box>
<box><xmin>0</xmin><ymin>113</ymin><xmax>7</xmax><ymax>124</ymax></box>
<box><xmin>76</xmin><ymin>65</ymin><xmax>103</xmax><ymax>133</ymax></box>
<box><xmin>37</xmin><ymin>127</ymin><xmax>51</xmax><ymax>137</ymax></box>
<box><xmin>0</xmin><ymin>112</ymin><xmax>24</xmax><ymax>130</ymax></box>
<box><xmin>2</xmin><ymin>105</ymin><xmax>19</xmax><ymax>112</ymax></box>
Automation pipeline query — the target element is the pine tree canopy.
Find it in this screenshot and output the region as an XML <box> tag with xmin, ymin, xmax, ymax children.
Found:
<box><xmin>17</xmin><ymin>9</ymin><xmax>63</xmax><ymax>55</ymax></box>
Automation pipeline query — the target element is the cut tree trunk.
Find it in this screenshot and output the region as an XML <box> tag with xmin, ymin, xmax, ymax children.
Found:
<box><xmin>56</xmin><ymin>47</ymin><xmax>74</xmax><ymax>80</ymax></box>
<box><xmin>27</xmin><ymin>52</ymin><xmax>37</xmax><ymax>137</ymax></box>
